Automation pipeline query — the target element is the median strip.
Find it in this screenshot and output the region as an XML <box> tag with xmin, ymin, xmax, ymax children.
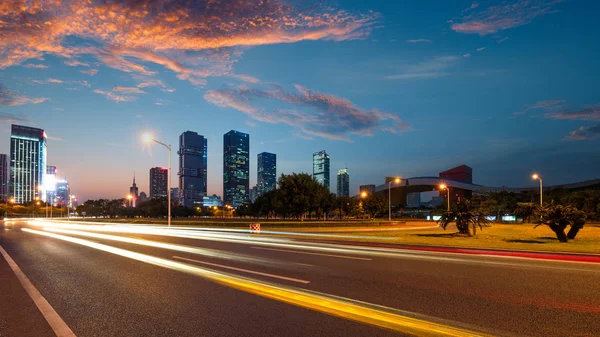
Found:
<box><xmin>251</xmin><ymin>246</ymin><xmax>372</xmax><ymax>261</ymax></box>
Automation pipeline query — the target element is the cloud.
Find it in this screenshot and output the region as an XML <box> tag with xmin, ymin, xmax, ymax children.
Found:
<box><xmin>23</xmin><ymin>64</ymin><xmax>48</xmax><ymax>69</ymax></box>
<box><xmin>564</xmin><ymin>124</ymin><xmax>600</xmax><ymax>141</ymax></box>
<box><xmin>31</xmin><ymin>78</ymin><xmax>63</xmax><ymax>84</ymax></box>
<box><xmin>205</xmin><ymin>84</ymin><xmax>410</xmax><ymax>141</ymax></box>
<box><xmin>545</xmin><ymin>106</ymin><xmax>600</xmax><ymax>121</ymax></box>
<box><xmin>385</xmin><ymin>56</ymin><xmax>460</xmax><ymax>80</ymax></box>
<box><xmin>463</xmin><ymin>53</ymin><xmax>472</xmax><ymax>58</ymax></box>
<box><xmin>0</xmin><ymin>111</ymin><xmax>28</xmax><ymax>122</ymax></box>
<box><xmin>93</xmin><ymin>89</ymin><xmax>136</xmax><ymax>103</ymax></box>
<box><xmin>154</xmin><ymin>98</ymin><xmax>172</xmax><ymax>106</ymax></box>
<box><xmin>0</xmin><ymin>84</ymin><xmax>48</xmax><ymax>106</ymax></box>
<box><xmin>65</xmin><ymin>60</ymin><xmax>90</xmax><ymax>67</ymax></box>
<box><xmin>47</xmin><ymin>135</ymin><xmax>63</xmax><ymax>141</ymax></box>
<box><xmin>452</xmin><ymin>0</ymin><xmax>562</xmax><ymax>35</ymax></box>
<box><xmin>406</xmin><ymin>39</ymin><xmax>432</xmax><ymax>43</ymax></box>
<box><xmin>80</xmin><ymin>69</ymin><xmax>99</xmax><ymax>76</ymax></box>
<box><xmin>476</xmin><ymin>47</ymin><xmax>486</xmax><ymax>52</ymax></box>
<box><xmin>245</xmin><ymin>120</ymin><xmax>257</xmax><ymax>127</ymax></box>
<box><xmin>496</xmin><ymin>37</ymin><xmax>509</xmax><ymax>43</ymax></box>
<box><xmin>112</xmin><ymin>86</ymin><xmax>146</xmax><ymax>94</ymax></box>
<box><xmin>0</xmin><ymin>0</ymin><xmax>377</xmax><ymax>87</ymax></box>
<box><xmin>135</xmin><ymin>114</ymin><xmax>144</xmax><ymax>118</ymax></box>
<box><xmin>515</xmin><ymin>99</ymin><xmax>566</xmax><ymax>115</ymax></box>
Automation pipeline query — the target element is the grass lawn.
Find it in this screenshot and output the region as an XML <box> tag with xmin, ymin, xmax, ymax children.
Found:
<box><xmin>279</xmin><ymin>223</ymin><xmax>600</xmax><ymax>255</ymax></box>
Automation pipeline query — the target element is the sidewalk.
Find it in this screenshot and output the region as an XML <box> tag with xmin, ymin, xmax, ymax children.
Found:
<box><xmin>313</xmin><ymin>240</ymin><xmax>600</xmax><ymax>264</ymax></box>
<box><xmin>0</xmin><ymin>245</ymin><xmax>56</xmax><ymax>337</ymax></box>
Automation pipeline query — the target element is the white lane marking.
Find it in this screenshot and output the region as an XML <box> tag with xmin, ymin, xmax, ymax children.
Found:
<box><xmin>251</xmin><ymin>246</ymin><xmax>372</xmax><ymax>261</ymax></box>
<box><xmin>0</xmin><ymin>245</ymin><xmax>76</xmax><ymax>337</ymax></box>
<box><xmin>172</xmin><ymin>256</ymin><xmax>310</xmax><ymax>284</ymax></box>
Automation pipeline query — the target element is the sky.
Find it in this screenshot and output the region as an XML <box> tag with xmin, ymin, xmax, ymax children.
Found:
<box><xmin>0</xmin><ymin>0</ymin><xmax>599</xmax><ymax>201</ymax></box>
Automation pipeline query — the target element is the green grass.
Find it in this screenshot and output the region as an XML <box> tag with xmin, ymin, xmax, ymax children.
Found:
<box><xmin>281</xmin><ymin>223</ymin><xmax>600</xmax><ymax>255</ymax></box>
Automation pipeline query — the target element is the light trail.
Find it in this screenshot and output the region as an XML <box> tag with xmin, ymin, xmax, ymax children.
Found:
<box><xmin>41</xmin><ymin>227</ymin><xmax>297</xmax><ymax>269</ymax></box>
<box><xmin>22</xmin><ymin>228</ymin><xmax>493</xmax><ymax>337</ymax></box>
<box><xmin>28</xmin><ymin>220</ymin><xmax>600</xmax><ymax>271</ymax></box>
<box><xmin>28</xmin><ymin>220</ymin><xmax>468</xmax><ymax>264</ymax></box>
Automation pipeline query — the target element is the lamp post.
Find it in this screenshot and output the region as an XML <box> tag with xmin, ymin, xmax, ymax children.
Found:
<box><xmin>532</xmin><ymin>173</ymin><xmax>543</xmax><ymax>206</ymax></box>
<box><xmin>143</xmin><ymin>133</ymin><xmax>172</xmax><ymax>227</ymax></box>
<box><xmin>388</xmin><ymin>178</ymin><xmax>401</xmax><ymax>221</ymax></box>
<box><xmin>440</xmin><ymin>183</ymin><xmax>450</xmax><ymax>212</ymax></box>
<box><xmin>127</xmin><ymin>194</ymin><xmax>133</xmax><ymax>207</ymax></box>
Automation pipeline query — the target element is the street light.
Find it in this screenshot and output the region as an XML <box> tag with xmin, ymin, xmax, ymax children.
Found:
<box><xmin>127</xmin><ymin>194</ymin><xmax>133</xmax><ymax>207</ymax></box>
<box><xmin>532</xmin><ymin>173</ymin><xmax>543</xmax><ymax>206</ymax></box>
<box><xmin>360</xmin><ymin>191</ymin><xmax>368</xmax><ymax>198</ymax></box>
<box><xmin>388</xmin><ymin>177</ymin><xmax>401</xmax><ymax>221</ymax></box>
<box><xmin>143</xmin><ymin>133</ymin><xmax>172</xmax><ymax>227</ymax></box>
<box><xmin>439</xmin><ymin>183</ymin><xmax>450</xmax><ymax>212</ymax></box>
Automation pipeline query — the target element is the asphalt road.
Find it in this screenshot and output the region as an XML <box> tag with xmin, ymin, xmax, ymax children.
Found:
<box><xmin>1</xmin><ymin>220</ymin><xmax>600</xmax><ymax>337</ymax></box>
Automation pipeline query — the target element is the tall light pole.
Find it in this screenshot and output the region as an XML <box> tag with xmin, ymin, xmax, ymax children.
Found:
<box><xmin>388</xmin><ymin>178</ymin><xmax>401</xmax><ymax>221</ymax></box>
<box><xmin>440</xmin><ymin>183</ymin><xmax>450</xmax><ymax>212</ymax></box>
<box><xmin>127</xmin><ymin>194</ymin><xmax>133</xmax><ymax>207</ymax></box>
<box><xmin>532</xmin><ymin>173</ymin><xmax>543</xmax><ymax>206</ymax></box>
<box><xmin>143</xmin><ymin>133</ymin><xmax>172</xmax><ymax>227</ymax></box>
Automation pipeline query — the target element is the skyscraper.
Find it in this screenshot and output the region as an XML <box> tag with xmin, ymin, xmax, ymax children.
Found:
<box><xmin>312</xmin><ymin>150</ymin><xmax>330</xmax><ymax>190</ymax></box>
<box><xmin>10</xmin><ymin>125</ymin><xmax>47</xmax><ymax>204</ymax></box>
<box><xmin>45</xmin><ymin>165</ymin><xmax>57</xmax><ymax>205</ymax></box>
<box><xmin>129</xmin><ymin>174</ymin><xmax>139</xmax><ymax>207</ymax></box>
<box><xmin>178</xmin><ymin>131</ymin><xmax>207</xmax><ymax>207</ymax></box>
<box><xmin>337</xmin><ymin>168</ymin><xmax>349</xmax><ymax>197</ymax></box>
<box><xmin>149</xmin><ymin>167</ymin><xmax>168</xmax><ymax>199</ymax></box>
<box><xmin>257</xmin><ymin>152</ymin><xmax>276</xmax><ymax>194</ymax></box>
<box><xmin>223</xmin><ymin>130</ymin><xmax>249</xmax><ymax>208</ymax></box>
<box><xmin>0</xmin><ymin>154</ymin><xmax>8</xmax><ymax>200</ymax></box>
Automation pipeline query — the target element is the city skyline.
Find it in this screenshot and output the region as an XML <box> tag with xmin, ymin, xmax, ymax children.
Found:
<box><xmin>1</xmin><ymin>1</ymin><xmax>599</xmax><ymax>202</ymax></box>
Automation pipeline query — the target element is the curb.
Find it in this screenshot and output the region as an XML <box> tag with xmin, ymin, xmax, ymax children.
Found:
<box><xmin>314</xmin><ymin>240</ymin><xmax>600</xmax><ymax>264</ymax></box>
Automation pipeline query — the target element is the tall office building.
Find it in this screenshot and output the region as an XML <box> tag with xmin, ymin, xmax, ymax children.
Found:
<box><xmin>149</xmin><ymin>167</ymin><xmax>168</xmax><ymax>199</ymax></box>
<box><xmin>0</xmin><ymin>154</ymin><xmax>8</xmax><ymax>200</ymax></box>
<box><xmin>129</xmin><ymin>174</ymin><xmax>139</xmax><ymax>207</ymax></box>
<box><xmin>312</xmin><ymin>150</ymin><xmax>330</xmax><ymax>190</ymax></box>
<box><xmin>257</xmin><ymin>152</ymin><xmax>276</xmax><ymax>194</ymax></box>
<box><xmin>178</xmin><ymin>131</ymin><xmax>207</xmax><ymax>207</ymax></box>
<box><xmin>10</xmin><ymin>125</ymin><xmax>47</xmax><ymax>204</ymax></box>
<box><xmin>45</xmin><ymin>165</ymin><xmax>58</xmax><ymax>205</ymax></box>
<box><xmin>337</xmin><ymin>168</ymin><xmax>349</xmax><ymax>197</ymax></box>
<box><xmin>55</xmin><ymin>179</ymin><xmax>69</xmax><ymax>207</ymax></box>
<box><xmin>223</xmin><ymin>130</ymin><xmax>249</xmax><ymax>208</ymax></box>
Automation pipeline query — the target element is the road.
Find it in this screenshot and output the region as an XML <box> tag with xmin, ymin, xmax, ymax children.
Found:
<box><xmin>1</xmin><ymin>219</ymin><xmax>599</xmax><ymax>337</ymax></box>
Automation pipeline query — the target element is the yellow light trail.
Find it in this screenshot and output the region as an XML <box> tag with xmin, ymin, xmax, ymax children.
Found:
<box><xmin>22</xmin><ymin>228</ymin><xmax>493</xmax><ymax>337</ymax></box>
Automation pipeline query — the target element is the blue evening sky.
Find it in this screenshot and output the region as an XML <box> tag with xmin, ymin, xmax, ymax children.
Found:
<box><xmin>0</xmin><ymin>0</ymin><xmax>598</xmax><ymax>200</ymax></box>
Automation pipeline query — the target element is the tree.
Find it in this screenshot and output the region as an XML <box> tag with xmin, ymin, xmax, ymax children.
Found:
<box><xmin>362</xmin><ymin>193</ymin><xmax>387</xmax><ymax>219</ymax></box>
<box><xmin>514</xmin><ymin>202</ymin><xmax>537</xmax><ymax>223</ymax></box>
<box><xmin>535</xmin><ymin>203</ymin><xmax>587</xmax><ymax>242</ymax></box>
<box><xmin>438</xmin><ymin>199</ymin><xmax>490</xmax><ymax>236</ymax></box>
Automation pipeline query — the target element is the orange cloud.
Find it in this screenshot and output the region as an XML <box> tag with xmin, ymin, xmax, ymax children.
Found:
<box><xmin>0</xmin><ymin>84</ymin><xmax>48</xmax><ymax>106</ymax></box>
<box><xmin>0</xmin><ymin>0</ymin><xmax>377</xmax><ymax>86</ymax></box>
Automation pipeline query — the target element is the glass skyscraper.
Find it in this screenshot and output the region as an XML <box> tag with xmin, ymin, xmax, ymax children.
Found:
<box><xmin>178</xmin><ymin>131</ymin><xmax>207</xmax><ymax>207</ymax></box>
<box><xmin>10</xmin><ymin>125</ymin><xmax>47</xmax><ymax>204</ymax></box>
<box><xmin>257</xmin><ymin>152</ymin><xmax>276</xmax><ymax>194</ymax></box>
<box><xmin>149</xmin><ymin>167</ymin><xmax>168</xmax><ymax>199</ymax></box>
<box><xmin>223</xmin><ymin>130</ymin><xmax>249</xmax><ymax>208</ymax></box>
<box><xmin>312</xmin><ymin>150</ymin><xmax>330</xmax><ymax>190</ymax></box>
<box><xmin>337</xmin><ymin>168</ymin><xmax>350</xmax><ymax>197</ymax></box>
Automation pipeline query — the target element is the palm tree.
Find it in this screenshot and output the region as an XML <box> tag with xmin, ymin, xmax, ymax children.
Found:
<box><xmin>514</xmin><ymin>202</ymin><xmax>537</xmax><ymax>223</ymax></box>
<box><xmin>535</xmin><ymin>203</ymin><xmax>587</xmax><ymax>242</ymax></box>
<box><xmin>438</xmin><ymin>199</ymin><xmax>491</xmax><ymax>236</ymax></box>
